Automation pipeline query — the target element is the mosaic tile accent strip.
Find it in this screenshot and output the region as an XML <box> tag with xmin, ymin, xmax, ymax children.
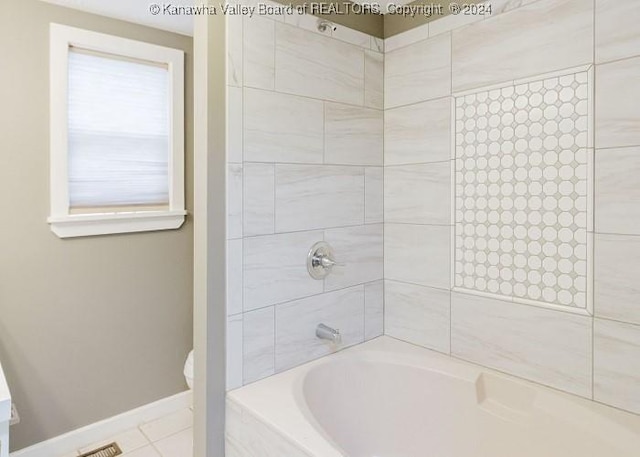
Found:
<box><xmin>453</xmin><ymin>67</ymin><xmax>593</xmax><ymax>312</ymax></box>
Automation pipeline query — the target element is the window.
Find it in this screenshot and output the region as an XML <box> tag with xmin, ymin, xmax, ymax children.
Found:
<box><xmin>48</xmin><ymin>24</ymin><xmax>185</xmax><ymax>238</ymax></box>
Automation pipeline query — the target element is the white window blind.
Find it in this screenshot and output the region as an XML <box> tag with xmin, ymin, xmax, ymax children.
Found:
<box><xmin>67</xmin><ymin>48</ymin><xmax>170</xmax><ymax>210</ymax></box>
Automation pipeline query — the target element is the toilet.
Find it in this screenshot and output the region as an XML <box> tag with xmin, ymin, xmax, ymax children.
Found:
<box><xmin>184</xmin><ymin>350</ymin><xmax>194</xmax><ymax>389</ymax></box>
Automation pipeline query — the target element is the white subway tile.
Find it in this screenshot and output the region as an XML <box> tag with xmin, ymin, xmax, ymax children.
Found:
<box><xmin>365</xmin><ymin>280</ymin><xmax>384</xmax><ymax>340</ymax></box>
<box><xmin>385</xmin><ymin>33</ymin><xmax>451</xmax><ymax>108</ymax></box>
<box><xmin>275</xmin><ymin>286</ymin><xmax>365</xmax><ymax>371</ymax></box>
<box><xmin>276</xmin><ymin>22</ymin><xmax>365</xmax><ymax>105</ymax></box>
<box><xmin>595</xmin><ymin>234</ymin><xmax>640</xmax><ymax>325</ymax></box>
<box><xmin>384</xmin><ymin>23</ymin><xmax>430</xmax><ymax>53</ymax></box>
<box><xmin>244</xmin><ymin>88</ymin><xmax>324</xmax><ymax>163</ymax></box>
<box><xmin>365</xmin><ymin>167</ymin><xmax>383</xmax><ymax>224</ymax></box>
<box><xmin>227</xmin><ymin>239</ymin><xmax>243</xmax><ymax>316</ymax></box>
<box><xmin>385</xmin><ymin>280</ymin><xmax>450</xmax><ymax>353</ymax></box>
<box><xmin>243</xmin><ymin>163</ymin><xmax>275</xmax><ymax>236</ymax></box>
<box><xmin>227</xmin><ymin>315</ymin><xmax>244</xmax><ymax>390</ymax></box>
<box><xmin>452</xmin><ymin>0</ymin><xmax>593</xmax><ymax>92</ymax></box>
<box><xmin>324</xmin><ymin>224</ymin><xmax>383</xmax><ymax>291</ymax></box>
<box><xmin>275</xmin><ymin>164</ymin><xmax>364</xmax><ymax>232</ymax></box>
<box><xmin>384</xmin><ymin>97</ymin><xmax>451</xmax><ymax>165</ymax></box>
<box><xmin>243</xmin><ymin>307</ymin><xmax>275</xmax><ymax>384</ymax></box>
<box><xmin>364</xmin><ymin>50</ymin><xmax>383</xmax><ymax>109</ymax></box>
<box><xmin>595</xmin><ymin>57</ymin><xmax>640</xmax><ymax>149</ymax></box>
<box><xmin>227</xmin><ymin>86</ymin><xmax>243</xmax><ymax>163</ymax></box>
<box><xmin>228</xmin><ymin>164</ymin><xmax>243</xmax><ymax>239</ymax></box>
<box><xmin>385</xmin><ymin>162</ymin><xmax>451</xmax><ymax>225</ymax></box>
<box><xmin>594</xmin><ymin>319</ymin><xmax>640</xmax><ymax>414</ymax></box>
<box><xmin>595</xmin><ymin>147</ymin><xmax>640</xmax><ymax>235</ymax></box>
<box><xmin>384</xmin><ymin>223</ymin><xmax>451</xmax><ymax>289</ymax></box>
<box><xmin>595</xmin><ymin>0</ymin><xmax>640</xmax><ymax>64</ymax></box>
<box><xmin>243</xmin><ymin>231</ymin><xmax>324</xmax><ymax>310</ymax></box>
<box><xmin>227</xmin><ymin>14</ymin><xmax>243</xmax><ymax>87</ymax></box>
<box><xmin>324</xmin><ymin>102</ymin><xmax>383</xmax><ymax>166</ymax></box>
<box><xmin>243</xmin><ymin>16</ymin><xmax>275</xmax><ymax>90</ymax></box>
<box><xmin>332</xmin><ymin>25</ymin><xmax>371</xmax><ymax>49</ymax></box>
<box><xmin>451</xmin><ymin>292</ymin><xmax>592</xmax><ymax>397</ymax></box>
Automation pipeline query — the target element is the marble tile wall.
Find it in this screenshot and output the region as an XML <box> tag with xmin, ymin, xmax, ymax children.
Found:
<box><xmin>225</xmin><ymin>12</ymin><xmax>384</xmax><ymax>389</ymax></box>
<box><xmin>383</xmin><ymin>0</ymin><xmax>640</xmax><ymax>415</ymax></box>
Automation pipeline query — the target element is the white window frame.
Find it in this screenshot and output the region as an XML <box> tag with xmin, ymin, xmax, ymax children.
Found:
<box><xmin>48</xmin><ymin>23</ymin><xmax>186</xmax><ymax>238</ymax></box>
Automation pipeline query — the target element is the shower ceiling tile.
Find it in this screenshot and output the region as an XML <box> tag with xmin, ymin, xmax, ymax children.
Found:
<box><xmin>453</xmin><ymin>66</ymin><xmax>594</xmax><ymax>313</ymax></box>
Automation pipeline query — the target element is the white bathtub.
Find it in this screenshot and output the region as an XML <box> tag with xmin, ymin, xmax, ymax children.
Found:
<box><xmin>226</xmin><ymin>337</ymin><xmax>640</xmax><ymax>457</ymax></box>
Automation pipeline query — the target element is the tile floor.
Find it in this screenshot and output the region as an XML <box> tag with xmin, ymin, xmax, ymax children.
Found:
<box><xmin>60</xmin><ymin>408</ymin><xmax>193</xmax><ymax>457</ymax></box>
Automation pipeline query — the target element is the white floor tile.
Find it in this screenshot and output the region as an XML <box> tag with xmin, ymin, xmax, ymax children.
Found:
<box><xmin>123</xmin><ymin>445</ymin><xmax>162</xmax><ymax>457</ymax></box>
<box><xmin>140</xmin><ymin>408</ymin><xmax>193</xmax><ymax>443</ymax></box>
<box><xmin>153</xmin><ymin>428</ymin><xmax>193</xmax><ymax>457</ymax></box>
<box><xmin>79</xmin><ymin>428</ymin><xmax>149</xmax><ymax>455</ymax></box>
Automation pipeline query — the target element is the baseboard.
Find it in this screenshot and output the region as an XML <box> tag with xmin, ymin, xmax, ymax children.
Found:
<box><xmin>11</xmin><ymin>390</ymin><xmax>192</xmax><ymax>457</ymax></box>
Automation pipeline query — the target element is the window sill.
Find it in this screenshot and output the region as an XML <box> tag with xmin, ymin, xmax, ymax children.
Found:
<box><xmin>48</xmin><ymin>210</ymin><xmax>187</xmax><ymax>238</ymax></box>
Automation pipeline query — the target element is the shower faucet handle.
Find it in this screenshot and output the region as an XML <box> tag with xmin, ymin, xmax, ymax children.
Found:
<box><xmin>307</xmin><ymin>241</ymin><xmax>343</xmax><ymax>279</ymax></box>
<box><xmin>319</xmin><ymin>255</ymin><xmax>343</xmax><ymax>269</ymax></box>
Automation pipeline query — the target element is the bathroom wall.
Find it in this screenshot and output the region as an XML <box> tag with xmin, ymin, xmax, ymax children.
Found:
<box><xmin>0</xmin><ymin>0</ymin><xmax>193</xmax><ymax>449</ymax></box>
<box><xmin>225</xmin><ymin>9</ymin><xmax>385</xmax><ymax>388</ymax></box>
<box><xmin>383</xmin><ymin>0</ymin><xmax>640</xmax><ymax>415</ymax></box>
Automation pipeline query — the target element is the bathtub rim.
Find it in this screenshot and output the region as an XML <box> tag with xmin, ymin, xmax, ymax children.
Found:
<box><xmin>226</xmin><ymin>336</ymin><xmax>640</xmax><ymax>457</ymax></box>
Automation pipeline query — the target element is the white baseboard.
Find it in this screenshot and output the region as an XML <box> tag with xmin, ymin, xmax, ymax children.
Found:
<box><xmin>11</xmin><ymin>390</ymin><xmax>192</xmax><ymax>457</ymax></box>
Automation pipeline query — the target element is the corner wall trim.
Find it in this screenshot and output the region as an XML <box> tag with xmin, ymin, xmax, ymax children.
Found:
<box><xmin>10</xmin><ymin>391</ymin><xmax>192</xmax><ymax>457</ymax></box>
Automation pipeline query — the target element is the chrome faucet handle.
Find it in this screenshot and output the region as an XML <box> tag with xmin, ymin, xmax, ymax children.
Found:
<box><xmin>319</xmin><ymin>255</ymin><xmax>344</xmax><ymax>269</ymax></box>
<box><xmin>307</xmin><ymin>242</ymin><xmax>344</xmax><ymax>279</ymax></box>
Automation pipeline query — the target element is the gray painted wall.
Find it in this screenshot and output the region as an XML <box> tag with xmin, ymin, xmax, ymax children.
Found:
<box><xmin>0</xmin><ymin>0</ymin><xmax>194</xmax><ymax>450</ymax></box>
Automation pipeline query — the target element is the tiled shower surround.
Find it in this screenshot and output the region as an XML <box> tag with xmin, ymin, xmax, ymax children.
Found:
<box><xmin>225</xmin><ymin>7</ymin><xmax>385</xmax><ymax>388</ymax></box>
<box><xmin>226</xmin><ymin>0</ymin><xmax>640</xmax><ymax>418</ymax></box>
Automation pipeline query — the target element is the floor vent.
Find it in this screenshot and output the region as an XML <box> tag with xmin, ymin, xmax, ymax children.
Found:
<box><xmin>78</xmin><ymin>443</ymin><xmax>122</xmax><ymax>457</ymax></box>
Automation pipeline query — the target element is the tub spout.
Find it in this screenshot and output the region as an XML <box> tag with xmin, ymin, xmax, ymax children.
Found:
<box><xmin>316</xmin><ymin>323</ymin><xmax>342</xmax><ymax>344</ymax></box>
